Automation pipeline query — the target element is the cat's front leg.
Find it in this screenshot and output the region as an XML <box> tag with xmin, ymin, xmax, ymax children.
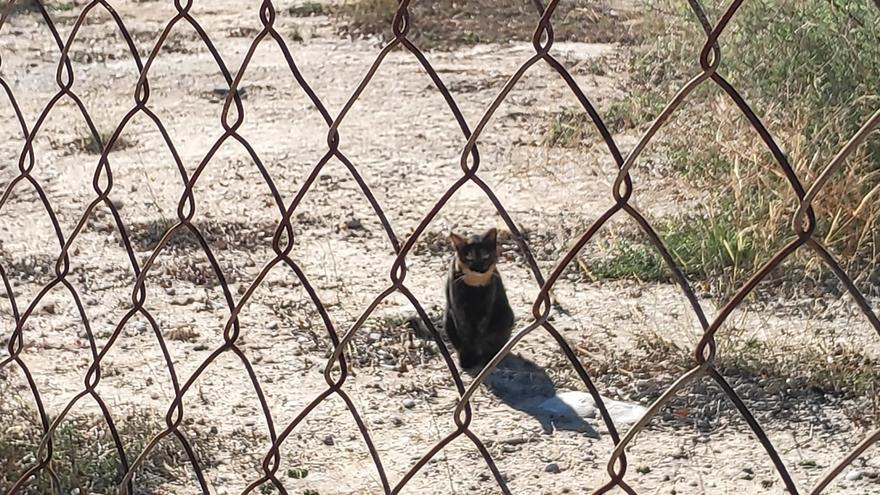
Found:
<box><xmin>444</xmin><ymin>309</ymin><xmax>461</xmax><ymax>350</ymax></box>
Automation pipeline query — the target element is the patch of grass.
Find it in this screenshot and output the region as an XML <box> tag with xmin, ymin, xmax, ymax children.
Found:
<box><xmin>290</xmin><ymin>26</ymin><xmax>305</xmax><ymax>43</ymax></box>
<box><xmin>4</xmin><ymin>0</ymin><xmax>39</xmax><ymax>14</ymax></box>
<box><xmin>631</xmin><ymin>328</ymin><xmax>880</xmax><ymax>403</ymax></box>
<box><xmin>53</xmin><ymin>0</ymin><xmax>73</xmax><ymax>11</ymax></box>
<box><xmin>583</xmin><ymin>209</ymin><xmax>779</xmax><ymax>298</ymax></box>
<box><xmin>543</xmin><ymin>78</ymin><xmax>672</xmax><ymax>145</ymax></box>
<box><xmin>0</xmin><ymin>386</ymin><xmax>211</xmax><ymax>494</ymax></box>
<box><xmin>165</xmin><ymin>326</ymin><xmax>199</xmax><ymax>342</ymax></box>
<box><xmin>722</xmin><ymin>341</ymin><xmax>879</xmax><ymax>400</ymax></box>
<box><xmin>287</xmin><ymin>467</ymin><xmax>309</xmax><ymax>479</ymax></box>
<box><xmin>659</xmin><ymin>212</ymin><xmax>765</xmax><ymax>291</ymax></box>
<box><xmin>331</xmin><ymin>0</ymin><xmax>640</xmax><ymax>50</ymax></box>
<box><xmin>71</xmin><ymin>128</ymin><xmax>133</xmax><ymax>155</ymax></box>
<box><xmin>543</xmin><ymin>108</ymin><xmax>593</xmax><ymax>148</ymax></box>
<box><xmin>289</xmin><ymin>1</ymin><xmax>325</xmax><ymax>17</ymax></box>
<box><xmin>331</xmin><ymin>0</ymin><xmax>397</xmax><ymax>40</ymax></box>
<box><xmin>5</xmin><ymin>0</ymin><xmax>75</xmax><ymax>14</ymax></box>
<box><xmin>543</xmin><ymin>98</ymin><xmax>660</xmax><ymax>147</ymax></box>
<box><xmin>565</xmin><ymin>1</ymin><xmax>880</xmax><ymax>292</ymax></box>
<box><xmin>579</xmin><ymin>326</ymin><xmax>878</xmax><ymax>426</ymax></box>
<box><xmin>585</xmin><ymin>239</ymin><xmax>665</xmax><ymax>282</ymax></box>
<box><xmin>127</xmin><ymin>217</ymin><xmax>279</xmax><ymax>252</ymax></box>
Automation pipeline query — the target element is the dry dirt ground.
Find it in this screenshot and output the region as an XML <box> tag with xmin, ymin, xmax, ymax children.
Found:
<box><xmin>1</xmin><ymin>1</ymin><xmax>879</xmax><ymax>494</ymax></box>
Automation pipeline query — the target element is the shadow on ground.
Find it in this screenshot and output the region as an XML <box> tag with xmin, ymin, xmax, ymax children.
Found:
<box><xmin>483</xmin><ymin>354</ymin><xmax>597</xmax><ymax>436</ymax></box>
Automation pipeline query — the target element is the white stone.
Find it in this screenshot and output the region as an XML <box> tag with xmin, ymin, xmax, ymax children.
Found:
<box><xmin>845</xmin><ymin>470</ymin><xmax>863</xmax><ymax>482</ymax></box>
<box><xmin>539</xmin><ymin>391</ymin><xmax>647</xmax><ymax>425</ymax></box>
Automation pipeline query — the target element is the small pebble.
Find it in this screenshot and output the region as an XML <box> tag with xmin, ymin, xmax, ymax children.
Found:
<box><xmin>323</xmin><ymin>434</ymin><xmax>335</xmax><ymax>446</ymax></box>
<box><xmin>544</xmin><ymin>462</ymin><xmax>561</xmax><ymax>474</ymax></box>
<box><xmin>671</xmin><ymin>447</ymin><xmax>687</xmax><ymax>460</ymax></box>
<box><xmin>402</xmin><ymin>398</ymin><xmax>416</xmax><ymax>409</ymax></box>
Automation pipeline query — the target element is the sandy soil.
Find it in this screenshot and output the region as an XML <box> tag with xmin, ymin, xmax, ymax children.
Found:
<box><xmin>1</xmin><ymin>1</ymin><xmax>878</xmax><ymax>494</ymax></box>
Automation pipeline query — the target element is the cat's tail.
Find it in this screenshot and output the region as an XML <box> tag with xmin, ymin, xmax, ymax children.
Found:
<box><xmin>407</xmin><ymin>314</ymin><xmax>444</xmax><ymax>340</ymax></box>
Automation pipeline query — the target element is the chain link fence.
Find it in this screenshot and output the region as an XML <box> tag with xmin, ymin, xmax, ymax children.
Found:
<box><xmin>1</xmin><ymin>0</ymin><xmax>879</xmax><ymax>493</ymax></box>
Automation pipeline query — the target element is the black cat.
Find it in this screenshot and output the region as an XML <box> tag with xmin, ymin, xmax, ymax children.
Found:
<box><xmin>444</xmin><ymin>228</ymin><xmax>514</xmax><ymax>370</ymax></box>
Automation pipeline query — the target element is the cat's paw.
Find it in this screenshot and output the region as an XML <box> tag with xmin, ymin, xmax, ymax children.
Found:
<box><xmin>458</xmin><ymin>352</ymin><xmax>481</xmax><ymax>370</ymax></box>
<box><xmin>460</xmin><ymin>352</ymin><xmax>495</xmax><ymax>372</ymax></box>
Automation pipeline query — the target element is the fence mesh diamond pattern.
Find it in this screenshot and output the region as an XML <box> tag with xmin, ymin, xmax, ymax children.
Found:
<box><xmin>1</xmin><ymin>0</ymin><xmax>879</xmax><ymax>494</ymax></box>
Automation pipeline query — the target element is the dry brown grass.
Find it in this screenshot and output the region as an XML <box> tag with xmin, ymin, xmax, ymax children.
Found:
<box><xmin>332</xmin><ymin>0</ymin><xmax>641</xmax><ymax>50</ymax></box>
<box><xmin>561</xmin><ymin>0</ymin><xmax>880</xmax><ymax>295</ymax></box>
<box><xmin>0</xmin><ymin>379</ymin><xmax>213</xmax><ymax>494</ymax></box>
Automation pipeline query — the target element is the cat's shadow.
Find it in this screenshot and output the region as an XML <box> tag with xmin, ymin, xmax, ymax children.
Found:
<box><xmin>408</xmin><ymin>316</ymin><xmax>596</xmax><ymax>436</ymax></box>
<box><xmin>479</xmin><ymin>354</ymin><xmax>598</xmax><ymax>437</ymax></box>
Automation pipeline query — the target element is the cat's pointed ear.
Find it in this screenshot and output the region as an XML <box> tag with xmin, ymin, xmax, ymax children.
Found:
<box><xmin>483</xmin><ymin>228</ymin><xmax>498</xmax><ymax>244</ymax></box>
<box><xmin>448</xmin><ymin>232</ymin><xmax>466</xmax><ymax>250</ymax></box>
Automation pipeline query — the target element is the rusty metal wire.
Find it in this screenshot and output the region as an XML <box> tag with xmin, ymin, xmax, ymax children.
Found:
<box><xmin>0</xmin><ymin>0</ymin><xmax>879</xmax><ymax>494</ymax></box>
